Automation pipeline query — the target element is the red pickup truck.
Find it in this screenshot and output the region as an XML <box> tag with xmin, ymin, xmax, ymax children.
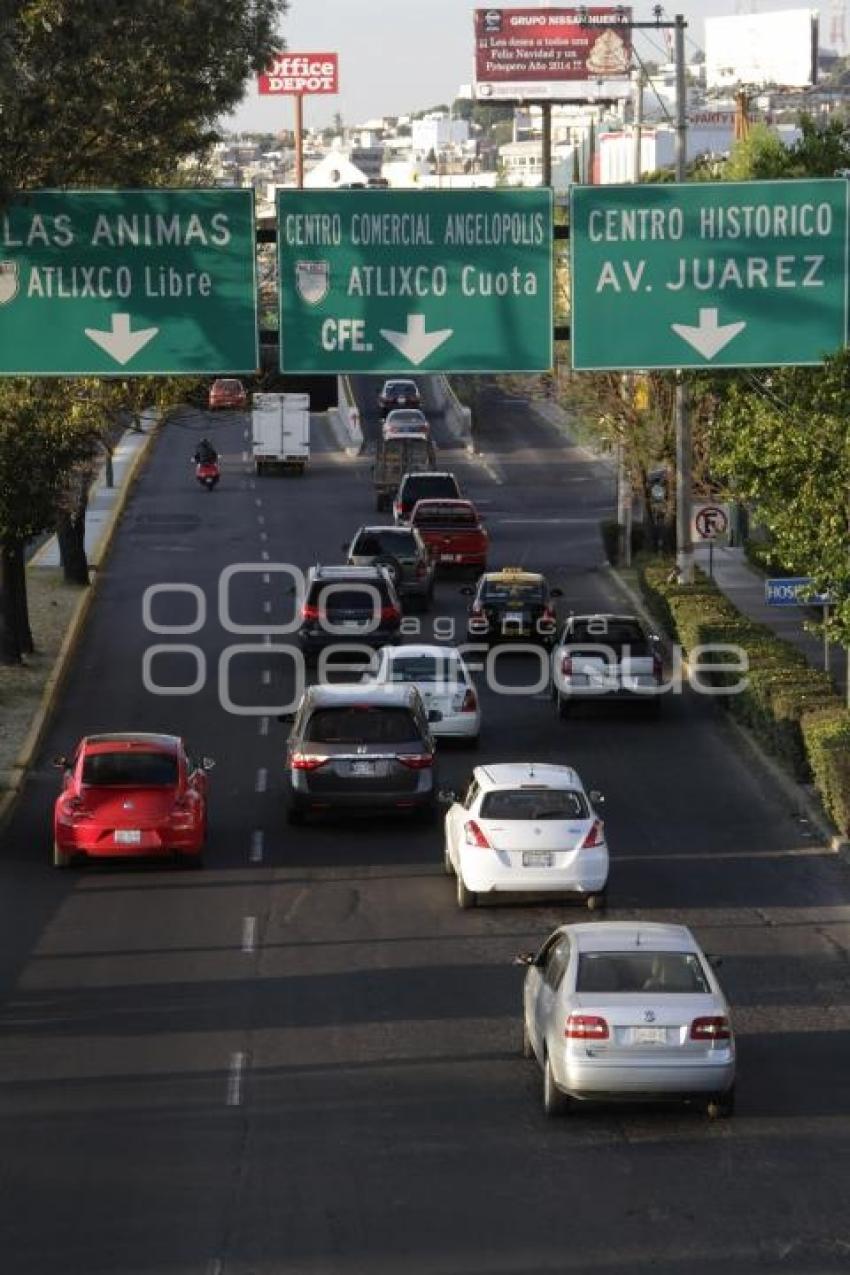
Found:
<box><xmin>410</xmin><ymin>499</ymin><xmax>489</xmax><ymax>572</ymax></box>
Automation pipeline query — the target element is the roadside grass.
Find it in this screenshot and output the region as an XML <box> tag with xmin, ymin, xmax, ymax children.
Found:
<box><xmin>0</xmin><ymin>570</ymin><xmax>83</xmax><ymax>789</ymax></box>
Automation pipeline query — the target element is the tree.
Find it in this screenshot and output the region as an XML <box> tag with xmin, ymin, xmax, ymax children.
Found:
<box><xmin>723</xmin><ymin>123</ymin><xmax>797</xmax><ymax>181</ymax></box>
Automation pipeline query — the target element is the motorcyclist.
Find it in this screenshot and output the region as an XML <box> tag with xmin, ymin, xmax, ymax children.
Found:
<box><xmin>193</xmin><ymin>438</ymin><xmax>218</xmax><ymax>465</ymax></box>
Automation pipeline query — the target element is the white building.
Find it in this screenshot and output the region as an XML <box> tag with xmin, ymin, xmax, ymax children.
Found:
<box><xmin>411</xmin><ymin>116</ymin><xmax>470</xmax><ymax>155</ymax></box>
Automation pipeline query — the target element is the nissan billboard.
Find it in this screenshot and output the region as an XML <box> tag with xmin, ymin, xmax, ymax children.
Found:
<box><xmin>474</xmin><ymin>7</ymin><xmax>632</xmax><ymax>100</ymax></box>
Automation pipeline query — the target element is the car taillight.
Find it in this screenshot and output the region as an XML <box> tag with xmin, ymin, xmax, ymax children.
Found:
<box><xmin>470</xmin><ymin>604</ymin><xmax>484</xmax><ymax>618</ymax></box>
<box><xmin>291</xmin><ymin>753</ymin><xmax>328</xmax><ymax>771</ymax></box>
<box><xmin>393</xmin><ymin>501</ymin><xmax>402</xmax><ymax>518</ymax></box>
<box><xmin>301</xmin><ymin>604</ymin><xmax>319</xmax><ymax>622</ymax></box>
<box><xmin>460</xmin><ymin>688</ymin><xmax>477</xmax><ymax>713</ymax></box>
<box><xmin>542</xmin><ymin>606</ymin><xmax>556</xmax><ymax>623</ymax></box>
<box><xmin>579</xmin><ymin>819</ymin><xmax>605</xmax><ymax>849</ymax></box>
<box><xmin>464</xmin><ymin>819</ymin><xmax>491</xmax><ymax>848</ymax></box>
<box><xmin>565</xmin><ymin>1014</ymin><xmax>609</xmax><ymax>1040</ymax></box>
<box><xmin>690</xmin><ymin>1016</ymin><xmax>731</xmax><ymax>1041</ymax></box>
<box><xmin>561</xmin><ymin>654</ymin><xmax>573</xmax><ymax>677</ymax></box>
<box><xmin>396</xmin><ymin>753</ymin><xmax>433</xmax><ymax>769</ymax></box>
<box><xmin>380</xmin><ymin>605</ymin><xmax>401</xmax><ymax>623</ymax></box>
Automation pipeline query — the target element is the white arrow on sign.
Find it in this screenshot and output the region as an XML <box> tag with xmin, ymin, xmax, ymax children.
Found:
<box><xmin>379</xmin><ymin>314</ymin><xmax>453</xmax><ymax>367</ymax></box>
<box><xmin>671</xmin><ymin>308</ymin><xmax>746</xmax><ymax>361</ymax></box>
<box><xmin>84</xmin><ymin>313</ymin><xmax>159</xmax><ymax>366</ymax></box>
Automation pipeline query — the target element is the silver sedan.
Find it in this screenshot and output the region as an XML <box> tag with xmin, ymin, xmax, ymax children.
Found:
<box><xmin>516</xmin><ymin>921</ymin><xmax>735</xmax><ymax>1118</ymax></box>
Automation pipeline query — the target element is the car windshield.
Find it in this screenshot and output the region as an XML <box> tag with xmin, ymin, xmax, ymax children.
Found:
<box><xmin>483</xmin><ymin>581</ymin><xmax>544</xmax><ymax>603</ymax></box>
<box><xmin>576</xmin><ymin>951</ymin><xmax>711</xmax><ymax>994</ymax></box>
<box><xmin>479</xmin><ymin>789</ymin><xmax>586</xmax><ymax>820</ymax></box>
<box><xmin>82</xmin><ymin>751</ymin><xmax>178</xmax><ymax>787</ymax></box>
<box><xmin>387</xmin><ymin>655</ymin><xmax>462</xmax><ymax>684</ymax></box>
<box><xmin>566</xmin><ymin>619</ymin><xmax>649</xmax><ymax>655</ymax></box>
<box><xmin>305</xmin><ymin>707</ymin><xmax>420</xmax><ymax>745</ymax></box>
<box><xmin>414</xmin><ymin>505</ymin><xmax>476</xmax><ymax>526</ymax></box>
<box><xmin>403</xmin><ymin>478</ymin><xmax>459</xmax><ymax>503</ymax></box>
<box><xmin>354</xmin><ymin>531</ymin><xmax>417</xmax><ymax>556</ymax></box>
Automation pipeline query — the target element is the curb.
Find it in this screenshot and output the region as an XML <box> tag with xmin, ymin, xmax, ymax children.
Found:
<box><xmin>0</xmin><ymin>418</ymin><xmax>160</xmax><ymax>832</ymax></box>
<box><xmin>606</xmin><ymin>563</ymin><xmax>845</xmax><ymax>854</ymax></box>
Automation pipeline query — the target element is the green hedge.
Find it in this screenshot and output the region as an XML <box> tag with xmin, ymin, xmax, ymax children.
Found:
<box><xmin>637</xmin><ymin>556</ymin><xmax>850</xmax><ymax>832</ymax></box>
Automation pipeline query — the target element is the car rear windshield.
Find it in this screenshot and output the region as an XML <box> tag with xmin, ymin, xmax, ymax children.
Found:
<box><xmin>483</xmin><ymin>581</ymin><xmax>544</xmax><ymax>603</ymax></box>
<box><xmin>305</xmin><ymin>707</ymin><xmax>421</xmax><ymax>745</ymax></box>
<box><xmin>218</xmin><ymin>380</ymin><xmax>241</xmax><ymax>391</ymax></box>
<box><xmin>414</xmin><ymin>504</ymin><xmax>476</xmax><ymax>527</ymax></box>
<box><xmin>82</xmin><ymin>752</ymin><xmax>178</xmax><ymax>787</ymax></box>
<box><xmin>479</xmin><ymin>788</ymin><xmax>586</xmax><ymax>820</ymax></box>
<box><xmin>402</xmin><ymin>477</ymin><xmax>459</xmax><ymax>503</ymax></box>
<box><xmin>566</xmin><ymin>619</ymin><xmax>648</xmax><ymax>654</ymax></box>
<box><xmin>387</xmin><ymin>654</ymin><xmax>463</xmax><ymax>684</ymax></box>
<box><xmin>307</xmin><ymin>584</ymin><xmax>392</xmax><ymax>611</ymax></box>
<box><xmin>353</xmin><ymin>530</ymin><xmax>417</xmax><ymax>556</ymax></box>
<box><xmin>388</xmin><ymin>411</ymin><xmax>425</xmax><ymax>424</ymax></box>
<box><xmin>386</xmin><ymin>382</ymin><xmax>416</xmax><ymax>396</ymax></box>
<box><xmin>576</xmin><ymin>951</ymin><xmax>710</xmax><ymax>994</ymax></box>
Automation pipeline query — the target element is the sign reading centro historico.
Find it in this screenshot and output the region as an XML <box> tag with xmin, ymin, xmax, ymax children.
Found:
<box><xmin>570</xmin><ymin>179</ymin><xmax>848</xmax><ymax>371</ymax></box>
<box><xmin>276</xmin><ymin>189</ymin><xmax>553</xmax><ymax>373</ymax></box>
<box><xmin>0</xmin><ymin>190</ymin><xmax>258</xmax><ymax>375</ymax></box>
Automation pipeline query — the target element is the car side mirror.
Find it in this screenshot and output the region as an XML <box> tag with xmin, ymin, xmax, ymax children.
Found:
<box><xmin>513</xmin><ymin>952</ymin><xmax>535</xmax><ymax>967</ymax></box>
<box><xmin>52</xmin><ymin>755</ymin><xmax>69</xmax><ymax>769</ymax></box>
<box><xmin>550</xmin><ymin>587</ymin><xmax>563</xmax><ymax>598</ymax></box>
<box><xmin>459</xmin><ymin>586</ymin><xmax>474</xmax><ymax>596</ymax></box>
<box><xmin>201</xmin><ymin>756</ymin><xmax>216</xmax><ymax>771</ymax></box>
<box><xmin>427</xmin><ymin>709</ymin><xmax>441</xmax><ymax>723</ymax></box>
<box><xmin>437</xmin><ymin>788</ymin><xmax>457</xmax><ymax>804</ymax></box>
<box><xmin>589</xmin><ymin>790</ymin><xmax>605</xmax><ymax>806</ymax></box>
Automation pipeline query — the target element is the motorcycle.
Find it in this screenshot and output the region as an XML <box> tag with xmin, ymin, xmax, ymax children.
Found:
<box><xmin>194</xmin><ymin>459</ymin><xmax>220</xmax><ymax>491</ymax></box>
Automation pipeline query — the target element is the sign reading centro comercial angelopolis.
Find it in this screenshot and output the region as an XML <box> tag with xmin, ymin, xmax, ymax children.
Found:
<box><xmin>0</xmin><ymin>189</ymin><xmax>258</xmax><ymax>375</ymax></box>
<box><xmin>570</xmin><ymin>179</ymin><xmax>848</xmax><ymax>371</ymax></box>
<box><xmin>276</xmin><ymin>189</ymin><xmax>553</xmax><ymax>374</ymax></box>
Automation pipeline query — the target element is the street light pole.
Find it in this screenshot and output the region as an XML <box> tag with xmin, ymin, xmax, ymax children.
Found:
<box><xmin>673</xmin><ymin>13</ymin><xmax>693</xmax><ymax>583</ymax></box>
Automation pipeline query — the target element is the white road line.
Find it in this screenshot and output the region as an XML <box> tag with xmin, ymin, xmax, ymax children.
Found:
<box><xmin>263</xmin><ymin>572</ymin><xmax>270</xmax><ymax>585</ymax></box>
<box><xmin>259</xmin><ymin>531</ymin><xmax>268</xmax><ymax>542</ymax></box>
<box><xmin>241</xmin><ymin>915</ymin><xmax>257</xmax><ymax>953</ymax></box>
<box><xmin>249</xmin><ymin>480</ymin><xmax>256</xmax><ymax>490</ymax></box>
<box><xmin>255</xmin><ymin>497</ymin><xmax>263</xmax><ymax>508</ymax></box>
<box><xmin>498</xmin><ymin>517</ymin><xmax>601</xmax><ymax>526</ymax></box>
<box><xmin>263</xmin><ymin>600</ymin><xmax>272</xmax><ymax>614</ymax></box>
<box><xmin>262</xmin><ymin>669</ymin><xmax>271</xmax><ymax>685</ymax></box>
<box><xmin>264</xmin><ymin>633</ymin><xmax>272</xmax><ymax>644</ymax></box>
<box><xmin>243</xmin><ymin>428</ymin><xmax>249</xmax><ymax>440</ymax></box>
<box><xmin>257</xmin><ymin>514</ymin><xmax>265</xmax><ymax>526</ymax></box>
<box><xmin>259</xmin><ymin>716</ymin><xmax>270</xmax><ymax>737</ymax></box>
<box><xmin>226</xmin><ymin>1051</ymin><xmax>245</xmax><ymax>1106</ymax></box>
<box><xmin>242</xmin><ymin>450</ymin><xmax>248</xmax><ymax>463</ymax></box>
<box><xmin>206</xmin><ymin>1260</ymin><xmax>224</xmax><ymax>1275</ymax></box>
<box><xmin>261</xmin><ymin>550</ymin><xmax>270</xmax><ymax>561</ymax></box>
<box><xmin>255</xmin><ymin>767</ymin><xmax>268</xmax><ymax>793</ymax></box>
<box><xmin>250</xmin><ymin>829</ymin><xmax>264</xmax><ymax>863</ymax></box>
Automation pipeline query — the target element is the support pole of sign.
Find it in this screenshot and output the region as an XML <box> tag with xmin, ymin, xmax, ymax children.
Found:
<box><xmin>632</xmin><ymin>69</ymin><xmax>644</xmax><ymax>182</ymax></box>
<box><xmin>294</xmin><ymin>93</ymin><xmax>304</xmax><ymax>189</ymax></box>
<box><xmin>541</xmin><ymin>102</ymin><xmax>552</xmax><ymax>188</ymax></box>
<box><xmin>709</xmin><ymin>540</ymin><xmax>714</xmax><ymax>579</ymax></box>
<box><xmin>673</xmin><ymin>13</ymin><xmax>693</xmax><ymax>584</ymax></box>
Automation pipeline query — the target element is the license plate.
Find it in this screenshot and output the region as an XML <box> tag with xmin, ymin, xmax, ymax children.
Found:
<box><xmin>522</xmin><ymin>850</ymin><xmax>553</xmax><ymax>867</ymax></box>
<box><xmin>441</xmin><ymin>553</ymin><xmax>459</xmax><ymax>562</ymax></box>
<box><xmin>114</xmin><ymin>829</ymin><xmax>141</xmax><ymax>845</ymax></box>
<box><xmin>505</xmin><ymin>612</ymin><xmax>523</xmax><ymax>623</ymax></box>
<box><xmin>351</xmin><ymin>761</ymin><xmax>376</xmax><ymax>776</ymax></box>
<box><xmin>633</xmin><ymin>1026</ymin><xmax>667</xmax><ymax>1045</ymax></box>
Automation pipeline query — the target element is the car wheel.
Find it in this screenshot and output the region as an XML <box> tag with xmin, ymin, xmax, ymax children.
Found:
<box><xmin>586</xmin><ymin>889</ymin><xmax>607</xmax><ymax>912</ymax></box>
<box><xmin>457</xmin><ymin>874</ymin><xmax>476</xmax><ymax>909</ymax></box>
<box><xmin>465</xmin><ymin>734</ymin><xmax>480</xmax><ymax>750</ymax></box>
<box><xmin>443</xmin><ymin>840</ymin><xmax>454</xmax><ymax>875</ymax></box>
<box><xmin>522</xmin><ymin>1019</ymin><xmax>534</xmax><ymax>1059</ymax></box>
<box><xmin>543</xmin><ymin>1052</ymin><xmax>569</xmax><ymax>1117</ymax></box>
<box><xmin>52</xmin><ymin>839</ymin><xmax>71</xmax><ymax>869</ymax></box>
<box><xmin>556</xmin><ymin>694</ymin><xmax>571</xmax><ymax>720</ymax></box>
<box><xmin>287</xmin><ymin>805</ymin><xmax>305</xmax><ymax>826</ymax></box>
<box><xmin>707</xmin><ymin>1086</ymin><xmax>735</xmax><ymax>1119</ymax></box>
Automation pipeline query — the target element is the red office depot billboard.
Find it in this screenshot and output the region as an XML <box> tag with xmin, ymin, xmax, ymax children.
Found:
<box><xmin>474</xmin><ymin>8</ymin><xmax>632</xmax><ymax>99</ymax></box>
<box><xmin>258</xmin><ymin>52</ymin><xmax>339</xmax><ymax>95</ymax></box>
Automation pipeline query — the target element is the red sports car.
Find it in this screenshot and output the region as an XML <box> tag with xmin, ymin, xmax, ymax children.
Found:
<box><xmin>208</xmin><ymin>378</ymin><xmax>247</xmax><ymax>410</ymax></box>
<box><xmin>52</xmin><ymin>733</ymin><xmax>213</xmax><ymax>868</ymax></box>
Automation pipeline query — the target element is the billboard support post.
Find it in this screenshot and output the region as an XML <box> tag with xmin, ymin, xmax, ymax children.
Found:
<box><xmin>542</xmin><ymin>102</ymin><xmax>552</xmax><ymax>188</ymax></box>
<box><xmin>294</xmin><ymin>94</ymin><xmax>304</xmax><ymax>189</ymax></box>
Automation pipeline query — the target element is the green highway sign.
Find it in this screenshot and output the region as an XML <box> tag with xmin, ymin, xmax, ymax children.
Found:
<box><xmin>0</xmin><ymin>190</ymin><xmax>258</xmax><ymax>374</ymax></box>
<box><xmin>570</xmin><ymin>179</ymin><xmax>849</xmax><ymax>371</ymax></box>
<box><xmin>277</xmin><ymin>189</ymin><xmax>553</xmax><ymax>373</ymax></box>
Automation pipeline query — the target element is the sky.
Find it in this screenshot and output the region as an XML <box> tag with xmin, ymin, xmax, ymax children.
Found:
<box><xmin>222</xmin><ymin>1</ymin><xmax>836</xmax><ymax>134</ymax></box>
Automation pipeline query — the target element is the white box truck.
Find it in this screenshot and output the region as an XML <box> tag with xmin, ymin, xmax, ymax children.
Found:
<box><xmin>251</xmin><ymin>393</ymin><xmax>310</xmax><ymax>475</ymax></box>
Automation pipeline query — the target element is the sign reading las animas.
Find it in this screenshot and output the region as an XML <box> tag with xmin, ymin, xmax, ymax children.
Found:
<box><xmin>277</xmin><ymin>190</ymin><xmax>553</xmax><ymax>373</ymax></box>
<box><xmin>0</xmin><ymin>190</ymin><xmax>258</xmax><ymax>374</ymax></box>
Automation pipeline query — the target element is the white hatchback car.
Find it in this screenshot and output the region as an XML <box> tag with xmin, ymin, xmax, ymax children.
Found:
<box><xmin>369</xmin><ymin>645</ymin><xmax>480</xmax><ymax>743</ymax></box>
<box><xmin>442</xmin><ymin>763</ymin><xmax>608</xmax><ymax>909</ymax></box>
<box><xmin>516</xmin><ymin>921</ymin><xmax>736</xmax><ymax>1118</ymax></box>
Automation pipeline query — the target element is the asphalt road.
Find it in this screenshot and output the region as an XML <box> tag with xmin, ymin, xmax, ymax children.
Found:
<box><xmin>2</xmin><ymin>386</ymin><xmax>850</xmax><ymax>1274</ymax></box>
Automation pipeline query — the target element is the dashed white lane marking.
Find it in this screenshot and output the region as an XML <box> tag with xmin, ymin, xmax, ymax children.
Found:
<box><xmin>206</xmin><ymin>1260</ymin><xmax>224</xmax><ymax>1275</ymax></box>
<box><xmin>249</xmin><ymin>480</ymin><xmax>256</xmax><ymax>490</ymax></box>
<box><xmin>498</xmin><ymin>517</ymin><xmax>601</xmax><ymax>526</ymax></box>
<box><xmin>259</xmin><ymin>531</ymin><xmax>268</xmax><ymax>542</ymax></box>
<box><xmin>257</xmin><ymin>514</ymin><xmax>266</xmax><ymax>526</ymax></box>
<box><xmin>476</xmin><ymin>454</ymin><xmax>505</xmax><ymax>485</ymax></box>
<box><xmin>242</xmin><ymin>450</ymin><xmax>248</xmax><ymax>463</ymax></box>
<box><xmin>226</xmin><ymin>1051</ymin><xmax>246</xmax><ymax>1106</ymax></box>
<box><xmin>255</xmin><ymin>497</ymin><xmax>263</xmax><ymax>508</ymax></box>
<box><xmin>259</xmin><ymin>716</ymin><xmax>270</xmax><ymax>737</ymax></box>
<box><xmin>241</xmin><ymin>915</ymin><xmax>257</xmax><ymax>953</ymax></box>
<box><xmin>262</xmin><ymin>669</ymin><xmax>271</xmax><ymax>685</ymax></box>
<box><xmin>255</xmin><ymin>767</ymin><xmax>268</xmax><ymax>793</ymax></box>
<box><xmin>261</xmin><ymin>550</ymin><xmax>270</xmax><ymax>561</ymax></box>
<box><xmin>263</xmin><ymin>600</ymin><xmax>272</xmax><ymax>614</ymax></box>
<box><xmin>263</xmin><ymin>572</ymin><xmax>271</xmax><ymax>584</ymax></box>
<box><xmin>243</xmin><ymin>428</ymin><xmax>249</xmax><ymax>440</ymax></box>
<box><xmin>250</xmin><ymin>829</ymin><xmax>264</xmax><ymax>863</ymax></box>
